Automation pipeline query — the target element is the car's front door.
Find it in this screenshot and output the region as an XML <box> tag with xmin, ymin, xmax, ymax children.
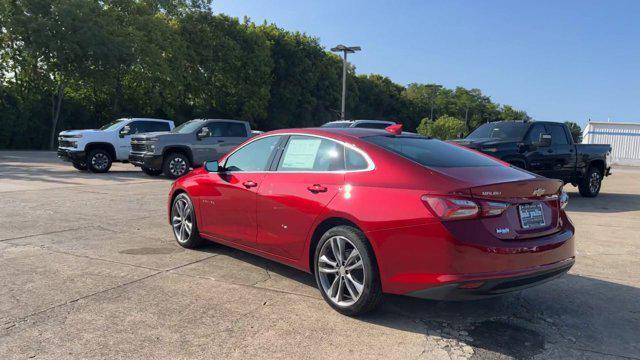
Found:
<box><xmin>198</xmin><ymin>135</ymin><xmax>282</xmax><ymax>248</ymax></box>
<box><xmin>524</xmin><ymin>123</ymin><xmax>555</xmax><ymax>177</ymax></box>
<box><xmin>256</xmin><ymin>135</ymin><xmax>345</xmax><ymax>260</ymax></box>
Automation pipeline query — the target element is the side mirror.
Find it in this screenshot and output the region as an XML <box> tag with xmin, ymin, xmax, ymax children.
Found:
<box><xmin>197</xmin><ymin>127</ymin><xmax>211</xmax><ymax>140</ymax></box>
<box><xmin>538</xmin><ymin>133</ymin><xmax>552</xmax><ymax>147</ymax></box>
<box><xmin>119</xmin><ymin>125</ymin><xmax>131</xmax><ymax>138</ymax></box>
<box><xmin>204</xmin><ymin>160</ymin><xmax>220</xmax><ymax>172</ymax></box>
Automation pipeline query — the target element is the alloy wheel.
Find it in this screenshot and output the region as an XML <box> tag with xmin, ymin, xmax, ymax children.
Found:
<box><xmin>317</xmin><ymin>236</ymin><xmax>365</xmax><ymax>307</ymax></box>
<box><xmin>169</xmin><ymin>157</ymin><xmax>187</xmax><ymax>177</ymax></box>
<box><xmin>589</xmin><ymin>172</ymin><xmax>601</xmax><ymax>194</ymax></box>
<box><xmin>91</xmin><ymin>153</ymin><xmax>109</xmax><ymax>170</ymax></box>
<box><xmin>172</xmin><ymin>197</ymin><xmax>193</xmax><ymax>243</ymax></box>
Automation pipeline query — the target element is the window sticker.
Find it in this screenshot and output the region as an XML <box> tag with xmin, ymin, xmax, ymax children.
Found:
<box><xmin>281</xmin><ymin>138</ymin><xmax>321</xmax><ymax>169</ymax></box>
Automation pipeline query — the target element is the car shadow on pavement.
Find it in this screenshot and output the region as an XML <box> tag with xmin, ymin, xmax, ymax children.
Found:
<box><xmin>565</xmin><ymin>192</ymin><xmax>640</xmax><ymax>213</ymax></box>
<box><xmin>199</xmin><ymin>243</ymin><xmax>640</xmax><ymax>359</ymax></box>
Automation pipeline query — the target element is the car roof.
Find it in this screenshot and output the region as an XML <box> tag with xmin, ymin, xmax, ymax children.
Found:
<box><xmin>189</xmin><ymin>118</ymin><xmax>249</xmax><ymax>124</ymax></box>
<box><xmin>121</xmin><ymin>118</ymin><xmax>172</xmax><ymax>122</ymax></box>
<box><xmin>324</xmin><ymin>119</ymin><xmax>395</xmax><ymax>124</ymax></box>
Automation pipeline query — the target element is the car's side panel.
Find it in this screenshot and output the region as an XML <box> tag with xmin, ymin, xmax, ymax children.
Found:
<box><xmin>256</xmin><ymin>172</ymin><xmax>343</xmax><ymax>259</ymax></box>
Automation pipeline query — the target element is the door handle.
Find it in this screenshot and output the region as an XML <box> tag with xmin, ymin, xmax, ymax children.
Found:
<box><xmin>307</xmin><ymin>184</ymin><xmax>328</xmax><ymax>193</ymax></box>
<box><xmin>243</xmin><ymin>180</ymin><xmax>258</xmax><ymax>188</ymax></box>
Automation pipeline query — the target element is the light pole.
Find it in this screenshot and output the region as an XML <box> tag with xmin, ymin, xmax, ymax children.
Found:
<box><xmin>331</xmin><ymin>44</ymin><xmax>361</xmax><ymax>120</ymax></box>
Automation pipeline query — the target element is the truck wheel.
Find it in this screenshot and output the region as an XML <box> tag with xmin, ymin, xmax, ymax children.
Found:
<box><xmin>72</xmin><ymin>162</ymin><xmax>87</xmax><ymax>171</ymax></box>
<box><xmin>87</xmin><ymin>149</ymin><xmax>112</xmax><ymax>173</ymax></box>
<box><xmin>141</xmin><ymin>166</ymin><xmax>163</xmax><ymax>176</ymax></box>
<box><xmin>578</xmin><ymin>166</ymin><xmax>602</xmax><ymax>197</ymax></box>
<box><xmin>163</xmin><ymin>153</ymin><xmax>190</xmax><ymax>179</ymax></box>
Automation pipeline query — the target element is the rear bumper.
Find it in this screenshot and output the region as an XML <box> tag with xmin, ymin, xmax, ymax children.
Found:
<box><xmin>129</xmin><ymin>152</ymin><xmax>163</xmax><ymax>169</ymax></box>
<box><xmin>57</xmin><ymin>148</ymin><xmax>85</xmax><ymax>163</ymax></box>
<box><xmin>407</xmin><ymin>257</ymin><xmax>574</xmax><ymax>300</ymax></box>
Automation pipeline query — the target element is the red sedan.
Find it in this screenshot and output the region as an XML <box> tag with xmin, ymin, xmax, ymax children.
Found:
<box><xmin>168</xmin><ymin>126</ymin><xmax>575</xmax><ymax>315</ymax></box>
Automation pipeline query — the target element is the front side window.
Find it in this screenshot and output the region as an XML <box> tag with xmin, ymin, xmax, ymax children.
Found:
<box><xmin>224</xmin><ymin>136</ymin><xmax>281</xmax><ymax>172</ymax></box>
<box><xmin>526</xmin><ymin>124</ymin><xmax>547</xmax><ymax>144</ymax></box>
<box><xmin>363</xmin><ymin>135</ymin><xmax>501</xmax><ymax>168</ymax></box>
<box><xmin>277</xmin><ymin>136</ymin><xmax>344</xmax><ymax>172</ymax></box>
<box><xmin>546</xmin><ymin>124</ymin><xmax>569</xmax><ymax>145</ymax></box>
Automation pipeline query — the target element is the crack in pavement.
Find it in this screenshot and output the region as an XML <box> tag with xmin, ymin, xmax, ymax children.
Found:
<box><xmin>1</xmin><ymin>253</ymin><xmax>219</xmax><ymax>328</ymax></box>
<box><xmin>0</xmin><ymin>226</ymin><xmax>97</xmax><ymax>243</ymax></box>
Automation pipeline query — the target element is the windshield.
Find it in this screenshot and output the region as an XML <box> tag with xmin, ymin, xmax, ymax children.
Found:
<box><xmin>321</xmin><ymin>122</ymin><xmax>352</xmax><ymax>128</ymax></box>
<box><xmin>99</xmin><ymin>119</ymin><xmax>125</xmax><ymax>131</ymax></box>
<box><xmin>467</xmin><ymin>122</ymin><xmax>528</xmax><ymax>140</ymax></box>
<box><xmin>363</xmin><ymin>135</ymin><xmax>500</xmax><ymax>168</ymax></box>
<box><xmin>172</xmin><ymin>120</ymin><xmax>203</xmax><ymax>134</ymax></box>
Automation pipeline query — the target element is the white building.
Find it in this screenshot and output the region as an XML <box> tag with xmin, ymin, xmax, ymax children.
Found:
<box><xmin>583</xmin><ymin>121</ymin><xmax>640</xmax><ymax>166</ymax></box>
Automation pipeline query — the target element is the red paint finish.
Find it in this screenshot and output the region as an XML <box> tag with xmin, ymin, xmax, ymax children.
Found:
<box><xmin>169</xmin><ymin>128</ymin><xmax>575</xmax><ymax>298</ymax></box>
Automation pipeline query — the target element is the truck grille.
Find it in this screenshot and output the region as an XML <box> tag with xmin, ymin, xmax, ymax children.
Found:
<box><xmin>131</xmin><ymin>142</ymin><xmax>148</xmax><ymax>152</ymax></box>
<box><xmin>59</xmin><ymin>140</ymin><xmax>75</xmax><ymax>148</ymax></box>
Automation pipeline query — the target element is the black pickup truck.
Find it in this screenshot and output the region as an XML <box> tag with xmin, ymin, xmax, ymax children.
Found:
<box><xmin>451</xmin><ymin>121</ymin><xmax>612</xmax><ymax>197</ymax></box>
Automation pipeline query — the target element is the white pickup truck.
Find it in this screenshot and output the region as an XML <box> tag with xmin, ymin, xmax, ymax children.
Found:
<box><xmin>57</xmin><ymin>118</ymin><xmax>174</xmax><ymax>173</ymax></box>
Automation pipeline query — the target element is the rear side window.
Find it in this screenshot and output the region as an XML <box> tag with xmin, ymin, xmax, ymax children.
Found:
<box><xmin>224</xmin><ymin>136</ymin><xmax>281</xmax><ymax>172</ymax></box>
<box><xmin>207</xmin><ymin>122</ymin><xmax>248</xmax><ymax>137</ymax></box>
<box><xmin>277</xmin><ymin>136</ymin><xmax>344</xmax><ymax>172</ymax></box>
<box><xmin>363</xmin><ymin>136</ymin><xmax>500</xmax><ymax>168</ymax></box>
<box><xmin>546</xmin><ymin>124</ymin><xmax>569</xmax><ymax>145</ymax></box>
<box><xmin>345</xmin><ymin>148</ymin><xmax>369</xmax><ymax>170</ymax></box>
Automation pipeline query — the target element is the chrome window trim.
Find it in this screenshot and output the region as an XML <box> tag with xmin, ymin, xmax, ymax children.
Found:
<box><xmin>220</xmin><ymin>132</ymin><xmax>375</xmax><ymax>174</ymax></box>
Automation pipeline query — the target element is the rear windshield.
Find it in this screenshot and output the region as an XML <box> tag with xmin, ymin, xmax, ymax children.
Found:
<box><xmin>363</xmin><ymin>135</ymin><xmax>501</xmax><ymax>168</ymax></box>
<box><xmin>467</xmin><ymin>122</ymin><xmax>528</xmax><ymax>140</ymax></box>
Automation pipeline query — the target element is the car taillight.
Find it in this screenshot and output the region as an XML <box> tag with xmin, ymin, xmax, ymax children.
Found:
<box><xmin>559</xmin><ymin>189</ymin><xmax>569</xmax><ymax>210</ymax></box>
<box><xmin>421</xmin><ymin>195</ymin><xmax>509</xmax><ymax>221</ymax></box>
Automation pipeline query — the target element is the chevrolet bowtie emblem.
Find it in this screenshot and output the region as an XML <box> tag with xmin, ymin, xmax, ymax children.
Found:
<box><xmin>532</xmin><ymin>188</ymin><xmax>546</xmax><ymax>197</ymax></box>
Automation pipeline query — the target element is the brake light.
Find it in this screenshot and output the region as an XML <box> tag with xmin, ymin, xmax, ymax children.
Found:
<box><xmin>421</xmin><ymin>196</ymin><xmax>509</xmax><ymax>220</ymax></box>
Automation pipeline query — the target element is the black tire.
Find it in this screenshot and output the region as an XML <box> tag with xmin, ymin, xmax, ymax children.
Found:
<box><xmin>72</xmin><ymin>162</ymin><xmax>87</xmax><ymax>171</ymax></box>
<box><xmin>86</xmin><ymin>149</ymin><xmax>112</xmax><ymax>173</ymax></box>
<box><xmin>141</xmin><ymin>166</ymin><xmax>163</xmax><ymax>176</ymax></box>
<box><xmin>578</xmin><ymin>166</ymin><xmax>602</xmax><ymax>197</ymax></box>
<box><xmin>163</xmin><ymin>152</ymin><xmax>190</xmax><ymax>179</ymax></box>
<box><xmin>170</xmin><ymin>193</ymin><xmax>203</xmax><ymax>249</ymax></box>
<box><xmin>314</xmin><ymin>225</ymin><xmax>382</xmax><ymax>316</ymax></box>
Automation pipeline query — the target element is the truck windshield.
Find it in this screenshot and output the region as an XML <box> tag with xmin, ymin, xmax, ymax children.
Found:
<box><xmin>321</xmin><ymin>122</ymin><xmax>351</xmax><ymax>128</ymax></box>
<box><xmin>172</xmin><ymin>120</ymin><xmax>203</xmax><ymax>134</ymax></box>
<box><xmin>467</xmin><ymin>122</ymin><xmax>528</xmax><ymax>140</ymax></box>
<box><xmin>99</xmin><ymin>119</ymin><xmax>125</xmax><ymax>131</ymax></box>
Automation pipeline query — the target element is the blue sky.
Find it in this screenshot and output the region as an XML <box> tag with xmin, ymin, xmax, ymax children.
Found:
<box><xmin>213</xmin><ymin>0</ymin><xmax>640</xmax><ymax>127</ymax></box>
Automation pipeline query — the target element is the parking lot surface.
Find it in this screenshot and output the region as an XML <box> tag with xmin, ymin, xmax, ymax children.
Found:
<box><xmin>1</xmin><ymin>151</ymin><xmax>639</xmax><ymax>359</ymax></box>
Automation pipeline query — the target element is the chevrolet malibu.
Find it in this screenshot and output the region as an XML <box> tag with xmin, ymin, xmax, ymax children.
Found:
<box><xmin>167</xmin><ymin>126</ymin><xmax>575</xmax><ymax>316</ymax></box>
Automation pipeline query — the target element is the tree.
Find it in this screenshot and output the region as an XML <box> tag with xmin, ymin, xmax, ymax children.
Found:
<box><xmin>417</xmin><ymin>116</ymin><xmax>466</xmax><ymax>140</ymax></box>
<box><xmin>565</xmin><ymin>121</ymin><xmax>583</xmax><ymax>143</ymax></box>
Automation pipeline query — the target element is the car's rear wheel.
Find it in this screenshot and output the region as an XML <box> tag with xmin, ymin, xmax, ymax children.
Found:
<box><xmin>163</xmin><ymin>153</ymin><xmax>190</xmax><ymax>179</ymax></box>
<box><xmin>72</xmin><ymin>161</ymin><xmax>87</xmax><ymax>171</ymax></box>
<box><xmin>579</xmin><ymin>166</ymin><xmax>602</xmax><ymax>197</ymax></box>
<box><xmin>87</xmin><ymin>149</ymin><xmax>112</xmax><ymax>173</ymax></box>
<box><xmin>171</xmin><ymin>193</ymin><xmax>203</xmax><ymax>249</ymax></box>
<box><xmin>141</xmin><ymin>166</ymin><xmax>162</xmax><ymax>176</ymax></box>
<box><xmin>314</xmin><ymin>225</ymin><xmax>382</xmax><ymax>316</ymax></box>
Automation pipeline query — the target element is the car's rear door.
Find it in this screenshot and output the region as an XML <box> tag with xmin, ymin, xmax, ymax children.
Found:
<box><xmin>256</xmin><ymin>135</ymin><xmax>345</xmax><ymax>260</ymax></box>
<box><xmin>198</xmin><ymin>135</ymin><xmax>283</xmax><ymax>248</ymax></box>
<box><xmin>544</xmin><ymin>123</ymin><xmax>576</xmax><ymax>181</ymax></box>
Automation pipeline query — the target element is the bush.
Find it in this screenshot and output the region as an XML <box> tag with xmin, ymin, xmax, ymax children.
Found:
<box><xmin>416</xmin><ymin>116</ymin><xmax>466</xmax><ymax>140</ymax></box>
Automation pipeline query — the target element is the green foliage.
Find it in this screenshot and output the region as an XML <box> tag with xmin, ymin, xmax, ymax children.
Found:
<box><xmin>417</xmin><ymin>116</ymin><xmax>466</xmax><ymax>140</ymax></box>
<box><xmin>0</xmin><ymin>0</ymin><xmax>533</xmax><ymax>149</ymax></box>
<box><xmin>565</xmin><ymin>121</ymin><xmax>583</xmax><ymax>143</ymax></box>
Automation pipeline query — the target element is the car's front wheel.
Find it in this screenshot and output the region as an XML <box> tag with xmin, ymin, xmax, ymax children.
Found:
<box><xmin>171</xmin><ymin>193</ymin><xmax>203</xmax><ymax>249</ymax></box>
<box><xmin>579</xmin><ymin>166</ymin><xmax>602</xmax><ymax>197</ymax></box>
<box><xmin>314</xmin><ymin>225</ymin><xmax>382</xmax><ymax>316</ymax></box>
<box><xmin>141</xmin><ymin>166</ymin><xmax>163</xmax><ymax>176</ymax></box>
<box><xmin>163</xmin><ymin>153</ymin><xmax>190</xmax><ymax>179</ymax></box>
<box><xmin>87</xmin><ymin>149</ymin><xmax>112</xmax><ymax>173</ymax></box>
<box><xmin>72</xmin><ymin>161</ymin><xmax>87</xmax><ymax>171</ymax></box>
